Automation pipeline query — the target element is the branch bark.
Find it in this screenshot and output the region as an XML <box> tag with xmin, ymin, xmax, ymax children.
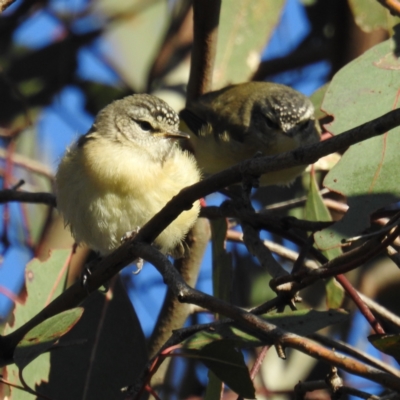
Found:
<box><xmin>186</xmin><ymin>0</ymin><xmax>221</xmax><ymax>102</ymax></box>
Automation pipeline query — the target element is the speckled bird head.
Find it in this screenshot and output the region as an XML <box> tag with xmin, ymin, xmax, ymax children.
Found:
<box><xmin>86</xmin><ymin>94</ymin><xmax>188</xmax><ymax>160</ymax></box>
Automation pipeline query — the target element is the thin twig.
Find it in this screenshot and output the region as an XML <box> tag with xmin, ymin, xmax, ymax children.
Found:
<box><xmin>264</xmin><ymin>188</ymin><xmax>330</xmax><ymax>211</ymax></box>
<box><xmin>237</xmin><ymin>346</ymin><xmax>270</xmax><ymax>400</ymax></box>
<box><xmin>336</xmin><ymin>274</ymin><xmax>385</xmax><ymax>335</ymax></box>
<box><xmin>0</xmin><ymin>147</ymin><xmax>53</xmax><ymax>179</ymax></box>
<box><xmin>272</xmin><ymin>226</ymin><xmax>400</xmax><ymax>290</ymax></box>
<box><xmin>357</xmin><ymin>291</ymin><xmax>400</xmax><ymax>328</ymax></box>
<box><xmin>309</xmin><ymin>333</ymin><xmax>400</xmax><ymax>377</ymax></box>
<box><xmin>200</xmin><ymin>205</ymin><xmax>332</xmax><ymax>232</ymax></box>
<box><xmin>242</xmin><ymin>221</ymin><xmax>289</xmax><ymax>279</ymax></box>
<box><xmin>0</xmin><ymin>190</ymin><xmax>56</xmax><ymax>207</ymax></box>
<box><xmin>323</xmin><ymin>198</ymin><xmax>349</xmax><ymax>214</ymax></box>
<box><xmin>226</xmin><ymin>229</ymin><xmax>320</xmax><ymax>270</ymax></box>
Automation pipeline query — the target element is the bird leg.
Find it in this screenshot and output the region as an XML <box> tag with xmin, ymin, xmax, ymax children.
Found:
<box><xmin>240</xmin><ymin>151</ymin><xmax>263</xmax><ymax>194</ymax></box>
<box><xmin>121</xmin><ymin>227</ymin><xmax>144</xmax><ymax>274</ymax></box>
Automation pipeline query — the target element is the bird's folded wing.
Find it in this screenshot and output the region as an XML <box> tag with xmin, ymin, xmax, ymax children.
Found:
<box><xmin>179</xmin><ymin>108</ymin><xmax>206</xmax><ymax>137</ymax></box>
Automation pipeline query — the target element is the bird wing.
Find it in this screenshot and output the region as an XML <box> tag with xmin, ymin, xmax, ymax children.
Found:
<box><xmin>180</xmin><ymin>107</ymin><xmax>246</xmax><ymax>144</ymax></box>
<box><xmin>179</xmin><ymin>108</ymin><xmax>206</xmax><ymax>137</ymax></box>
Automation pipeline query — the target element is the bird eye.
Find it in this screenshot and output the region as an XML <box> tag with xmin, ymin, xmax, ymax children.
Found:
<box><xmin>137</xmin><ymin>120</ymin><xmax>152</xmax><ymax>131</ymax></box>
<box><xmin>299</xmin><ymin>120</ymin><xmax>312</xmax><ymax>130</ymax></box>
<box><xmin>262</xmin><ymin>115</ymin><xmax>280</xmax><ymax>130</ymax></box>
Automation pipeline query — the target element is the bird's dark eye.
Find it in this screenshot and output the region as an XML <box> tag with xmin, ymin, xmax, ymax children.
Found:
<box><xmin>262</xmin><ymin>115</ymin><xmax>280</xmax><ymax>130</ymax></box>
<box><xmin>137</xmin><ymin>120</ymin><xmax>152</xmax><ymax>131</ymax></box>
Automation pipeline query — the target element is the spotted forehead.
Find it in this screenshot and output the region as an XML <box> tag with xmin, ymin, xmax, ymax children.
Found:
<box><xmin>132</xmin><ymin>95</ymin><xmax>179</xmax><ymax>127</ymax></box>
<box><xmin>272</xmin><ymin>93</ymin><xmax>314</xmax><ymax>127</ymax></box>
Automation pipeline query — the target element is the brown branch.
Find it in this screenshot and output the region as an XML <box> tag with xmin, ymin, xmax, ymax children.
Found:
<box><xmin>376</xmin><ymin>0</ymin><xmax>400</xmax><ymax>16</ymax></box>
<box><xmin>0</xmin><ymin>190</ymin><xmax>56</xmax><ymax>207</ymax></box>
<box><xmin>242</xmin><ymin>221</ymin><xmax>288</xmax><ymax>279</ymax></box>
<box><xmin>186</xmin><ymin>0</ymin><xmax>221</xmax><ymax>102</ymax></box>
<box><xmin>309</xmin><ymin>333</ymin><xmax>400</xmax><ymax>377</ymax></box>
<box><xmin>0</xmin><ymin>148</ymin><xmax>53</xmax><ymax>180</ymax></box>
<box><xmin>252</xmin><ymin>41</ymin><xmax>330</xmax><ymax>81</ymax></box>
<box><xmin>0</xmin><ymin>0</ymin><xmax>16</xmax><ymax>12</ymax></box>
<box><xmin>237</xmin><ymin>346</ymin><xmax>270</xmax><ymax>400</ymax></box>
<box><xmin>200</xmin><ymin>205</ymin><xmax>332</xmax><ymax>232</ymax></box>
<box><xmin>147</xmin><ymin>1</ymin><xmax>193</xmax><ymax>90</ymax></box>
<box><xmin>264</xmin><ymin>188</ymin><xmax>330</xmax><ymax>212</ymax></box>
<box><xmin>121</xmin><ymin>242</ymin><xmax>400</xmax><ymax>394</ymax></box>
<box><xmin>146</xmin><ymin>218</ymin><xmax>210</xmax><ymax>386</ymax></box>
<box><xmin>226</xmin><ymin>229</ymin><xmax>320</xmax><ymax>270</ymax></box>
<box><xmin>336</xmin><ymin>274</ymin><xmax>385</xmax><ymax>335</ymax></box>
<box><xmin>357</xmin><ymin>291</ymin><xmax>400</xmax><ymax>328</ymax></box>
<box><xmin>229</xmin><ymin>227</ymin><xmax>385</xmax><ymax>334</ymax></box>
<box><xmin>272</xmin><ymin>226</ymin><xmax>400</xmax><ymax>290</ymax></box>
<box><xmin>295</xmin><ymin>380</ymin><xmax>382</xmax><ymax>400</ymax></box>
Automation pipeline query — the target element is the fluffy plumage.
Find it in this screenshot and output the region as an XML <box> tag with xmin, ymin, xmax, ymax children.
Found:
<box><xmin>56</xmin><ymin>94</ymin><xmax>201</xmax><ymax>256</ymax></box>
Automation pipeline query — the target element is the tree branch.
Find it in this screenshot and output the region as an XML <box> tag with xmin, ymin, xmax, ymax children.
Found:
<box><xmin>186</xmin><ymin>0</ymin><xmax>221</xmax><ymax>102</ymax></box>
<box><xmin>0</xmin><ymin>190</ymin><xmax>56</xmax><ymax>207</ymax></box>
<box><xmin>0</xmin><ymin>0</ymin><xmax>16</xmax><ymax>12</ymax></box>
<box><xmin>376</xmin><ymin>0</ymin><xmax>400</xmax><ymax>17</ymax></box>
<box><xmin>124</xmin><ymin>242</ymin><xmax>400</xmax><ymax>394</ymax></box>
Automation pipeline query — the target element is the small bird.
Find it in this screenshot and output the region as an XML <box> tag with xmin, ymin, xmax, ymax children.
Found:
<box><xmin>55</xmin><ymin>94</ymin><xmax>201</xmax><ymax>257</ymax></box>
<box><xmin>180</xmin><ymin>81</ymin><xmax>320</xmax><ymax>186</ymax></box>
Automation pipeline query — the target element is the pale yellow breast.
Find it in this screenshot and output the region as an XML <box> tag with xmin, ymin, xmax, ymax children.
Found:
<box><xmin>56</xmin><ymin>139</ymin><xmax>201</xmax><ymax>255</ymax></box>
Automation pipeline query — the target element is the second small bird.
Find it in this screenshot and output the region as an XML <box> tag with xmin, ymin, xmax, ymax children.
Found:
<box><xmin>180</xmin><ymin>81</ymin><xmax>320</xmax><ymax>186</ymax></box>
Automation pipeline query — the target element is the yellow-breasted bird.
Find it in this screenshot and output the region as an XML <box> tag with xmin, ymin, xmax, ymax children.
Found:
<box><xmin>180</xmin><ymin>81</ymin><xmax>320</xmax><ymax>186</ymax></box>
<box><xmin>56</xmin><ymin>94</ymin><xmax>201</xmax><ymax>257</ymax></box>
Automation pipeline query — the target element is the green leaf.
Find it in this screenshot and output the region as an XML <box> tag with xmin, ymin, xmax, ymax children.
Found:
<box><xmin>309</xmin><ymin>83</ymin><xmax>329</xmax><ymax>120</ymax></box>
<box><xmin>305</xmin><ymin>172</ymin><xmax>344</xmax><ymax>308</ymax></box>
<box><xmin>348</xmin><ymin>0</ymin><xmax>388</xmax><ymax>33</ymax></box>
<box><xmin>184</xmin><ymin>309</ymin><xmax>348</xmax><ymax>350</ymax></box>
<box><xmin>15</xmin><ymin>308</ymin><xmax>84</xmax><ymax>370</ymax></box>
<box><xmin>3</xmin><ymin>249</ymin><xmax>70</xmax><ymax>399</ymax></box>
<box><xmin>211</xmin><ymin>219</ymin><xmax>232</xmax><ymax>303</ymax></box>
<box><xmin>205</xmin><ymin>370</ymin><xmax>223</xmax><ymax>400</ymax></box>
<box><xmin>369</xmin><ymin>333</ymin><xmax>400</xmax><ymax>361</ymax></box>
<box><xmin>316</xmin><ymin>31</ymin><xmax>400</xmax><ymax>250</ymax></box>
<box><xmin>199</xmin><ymin>341</ymin><xmax>255</xmax><ymax>399</ymax></box>
<box><xmin>36</xmin><ymin>278</ymin><xmax>148</xmax><ymax>400</ymax></box>
<box><xmin>305</xmin><ymin>172</ymin><xmax>332</xmax><ymax>223</ymax></box>
<box><xmin>325</xmin><ymin>279</ymin><xmax>345</xmax><ymax>309</ymax></box>
<box><xmin>214</xmin><ymin>1</ymin><xmax>285</xmax><ymax>88</ymax></box>
<box><xmin>263</xmin><ymin>309</ymin><xmax>348</xmax><ymax>336</ymax></box>
<box><xmin>97</xmin><ymin>0</ymin><xmax>169</xmax><ymax>92</ymax></box>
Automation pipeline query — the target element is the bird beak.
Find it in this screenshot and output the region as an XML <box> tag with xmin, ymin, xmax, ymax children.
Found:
<box><xmin>154</xmin><ymin>130</ymin><xmax>190</xmax><ymax>140</ymax></box>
